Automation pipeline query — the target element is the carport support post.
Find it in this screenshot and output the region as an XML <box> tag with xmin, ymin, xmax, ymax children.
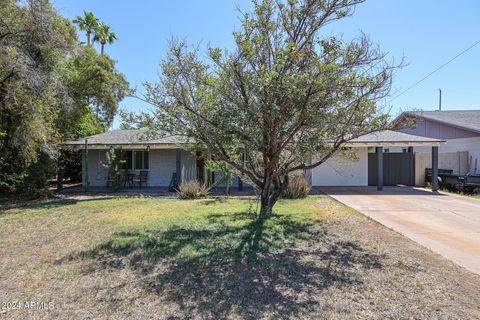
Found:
<box><xmin>432</xmin><ymin>146</ymin><xmax>439</xmax><ymax>191</ymax></box>
<box><xmin>176</xmin><ymin>149</ymin><xmax>182</xmax><ymax>187</ymax></box>
<box><xmin>376</xmin><ymin>147</ymin><xmax>383</xmax><ymax>191</ymax></box>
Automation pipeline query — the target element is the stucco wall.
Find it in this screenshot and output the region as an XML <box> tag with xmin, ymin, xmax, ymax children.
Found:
<box><xmin>398</xmin><ymin>116</ymin><xmax>480</xmax><ymax>174</ymax></box>
<box><xmin>413</xmin><ymin>136</ymin><xmax>480</xmax><ymax>174</ymax></box>
<box><xmin>414</xmin><ymin>151</ymin><xmax>469</xmax><ymax>186</ymax></box>
<box><xmin>82</xmin><ymin>149</ymin><xmax>197</xmax><ymax>187</ymax></box>
<box><xmin>311</xmin><ymin>147</ymin><xmax>368</xmax><ymax>186</ymax></box>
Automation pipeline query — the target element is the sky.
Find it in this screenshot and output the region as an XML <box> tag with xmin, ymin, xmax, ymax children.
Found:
<box><xmin>53</xmin><ymin>0</ymin><xmax>480</xmax><ymax>128</ymax></box>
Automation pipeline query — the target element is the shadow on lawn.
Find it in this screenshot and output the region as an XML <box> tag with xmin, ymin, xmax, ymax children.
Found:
<box><xmin>2</xmin><ymin>196</ymin><xmax>123</xmax><ymax>211</ymax></box>
<box><xmin>68</xmin><ymin>211</ymin><xmax>384</xmax><ymax>319</ymax></box>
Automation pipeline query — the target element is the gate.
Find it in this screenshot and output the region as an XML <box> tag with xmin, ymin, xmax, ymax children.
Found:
<box><xmin>368</xmin><ymin>152</ymin><xmax>415</xmax><ymax>186</ymax></box>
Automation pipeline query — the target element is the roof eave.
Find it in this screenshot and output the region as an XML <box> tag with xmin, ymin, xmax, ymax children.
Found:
<box><xmin>344</xmin><ymin>140</ymin><xmax>445</xmax><ymax>147</ymax></box>
<box><xmin>397</xmin><ymin>111</ymin><xmax>480</xmax><ymax>135</ymax></box>
<box><xmin>63</xmin><ymin>143</ymin><xmax>185</xmax><ymax>150</ymax></box>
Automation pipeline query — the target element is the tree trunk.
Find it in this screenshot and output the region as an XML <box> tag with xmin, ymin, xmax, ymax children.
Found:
<box><xmin>259</xmin><ymin>189</ymin><xmax>280</xmax><ymax>219</ymax></box>
<box><xmin>101</xmin><ymin>43</ymin><xmax>105</xmax><ymax>55</ymax></box>
<box><xmin>258</xmin><ymin>174</ymin><xmax>281</xmax><ymax>219</ymax></box>
<box><xmin>87</xmin><ymin>31</ymin><xmax>90</xmax><ymax>47</ymax></box>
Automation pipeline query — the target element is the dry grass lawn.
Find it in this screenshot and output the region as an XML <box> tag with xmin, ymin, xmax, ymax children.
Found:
<box><xmin>0</xmin><ymin>195</ymin><xmax>479</xmax><ymax>319</ymax></box>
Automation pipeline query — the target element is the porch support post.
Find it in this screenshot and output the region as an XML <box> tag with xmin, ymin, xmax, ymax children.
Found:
<box><xmin>432</xmin><ymin>146</ymin><xmax>439</xmax><ymax>191</ymax></box>
<box><xmin>376</xmin><ymin>146</ymin><xmax>383</xmax><ymax>191</ymax></box>
<box><xmin>176</xmin><ymin>149</ymin><xmax>182</xmax><ymax>186</ymax></box>
<box><xmin>83</xmin><ymin>139</ymin><xmax>89</xmax><ymax>192</ymax></box>
<box><xmin>56</xmin><ymin>157</ymin><xmax>64</xmax><ymax>192</ymax></box>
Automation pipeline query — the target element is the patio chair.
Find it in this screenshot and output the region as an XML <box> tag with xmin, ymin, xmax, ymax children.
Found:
<box><xmin>133</xmin><ymin>171</ymin><xmax>148</xmax><ymax>188</ymax></box>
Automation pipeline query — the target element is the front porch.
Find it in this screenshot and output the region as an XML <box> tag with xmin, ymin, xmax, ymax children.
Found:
<box><xmin>74</xmin><ymin>147</ymin><xmax>199</xmax><ymax>190</ymax></box>
<box><xmin>59</xmin><ymin>185</ymin><xmax>255</xmax><ymax>196</ymax></box>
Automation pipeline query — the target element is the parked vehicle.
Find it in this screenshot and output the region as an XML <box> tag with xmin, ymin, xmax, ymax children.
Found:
<box><xmin>426</xmin><ymin>168</ymin><xmax>480</xmax><ymax>194</ymax></box>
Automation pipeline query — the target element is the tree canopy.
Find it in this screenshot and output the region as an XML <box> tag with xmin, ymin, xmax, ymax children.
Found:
<box><xmin>0</xmin><ymin>0</ymin><xmax>129</xmax><ymax>193</ymax></box>
<box><xmin>131</xmin><ymin>0</ymin><xmax>402</xmax><ymax>218</ymax></box>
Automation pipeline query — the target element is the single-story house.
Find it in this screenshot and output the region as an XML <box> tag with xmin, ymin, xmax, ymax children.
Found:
<box><xmin>64</xmin><ymin>129</ymin><xmax>444</xmax><ymax>191</ymax></box>
<box><xmin>394</xmin><ymin>110</ymin><xmax>480</xmax><ymax>184</ymax></box>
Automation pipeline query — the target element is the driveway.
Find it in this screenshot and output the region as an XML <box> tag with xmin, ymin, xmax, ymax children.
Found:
<box><xmin>320</xmin><ymin>186</ymin><xmax>480</xmax><ymax>275</ymax></box>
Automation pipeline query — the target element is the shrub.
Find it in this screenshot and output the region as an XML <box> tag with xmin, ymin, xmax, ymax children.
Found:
<box><xmin>177</xmin><ymin>180</ymin><xmax>209</xmax><ymax>199</ymax></box>
<box><xmin>281</xmin><ymin>176</ymin><xmax>311</xmax><ymax>199</ymax></box>
<box><xmin>20</xmin><ymin>152</ymin><xmax>56</xmax><ymax>194</ymax></box>
<box><xmin>102</xmin><ymin>147</ymin><xmax>126</xmax><ymax>192</ymax></box>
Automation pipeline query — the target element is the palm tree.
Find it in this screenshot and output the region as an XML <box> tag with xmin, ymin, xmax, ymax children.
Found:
<box><xmin>93</xmin><ymin>23</ymin><xmax>117</xmax><ymax>55</ymax></box>
<box><xmin>73</xmin><ymin>11</ymin><xmax>99</xmax><ymax>47</ymax></box>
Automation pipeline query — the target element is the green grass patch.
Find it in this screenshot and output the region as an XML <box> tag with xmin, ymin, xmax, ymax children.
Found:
<box><xmin>2</xmin><ymin>195</ymin><xmax>477</xmax><ymax>319</ymax></box>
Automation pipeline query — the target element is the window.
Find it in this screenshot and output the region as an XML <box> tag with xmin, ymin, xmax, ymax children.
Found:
<box><xmin>122</xmin><ymin>150</ymin><xmax>149</xmax><ymax>170</ymax></box>
<box><xmin>384</xmin><ymin>148</ymin><xmax>390</xmax><ymax>153</ymax></box>
<box><xmin>134</xmin><ymin>151</ymin><xmax>149</xmax><ymax>170</ymax></box>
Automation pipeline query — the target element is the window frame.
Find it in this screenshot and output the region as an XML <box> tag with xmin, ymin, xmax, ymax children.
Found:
<box><xmin>119</xmin><ymin>150</ymin><xmax>149</xmax><ymax>170</ymax></box>
<box><xmin>133</xmin><ymin>150</ymin><xmax>149</xmax><ymax>170</ymax></box>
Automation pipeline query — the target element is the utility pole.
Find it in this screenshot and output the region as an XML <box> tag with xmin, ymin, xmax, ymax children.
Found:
<box><xmin>438</xmin><ymin>89</ymin><xmax>442</xmax><ymax>111</ymax></box>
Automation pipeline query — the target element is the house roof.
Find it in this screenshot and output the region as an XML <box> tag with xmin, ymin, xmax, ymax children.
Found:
<box><xmin>399</xmin><ymin>110</ymin><xmax>480</xmax><ymax>134</ymax></box>
<box><xmin>64</xmin><ymin>129</ymin><xmax>185</xmax><ymax>149</ymax></box>
<box><xmin>345</xmin><ymin>130</ymin><xmax>444</xmax><ymax>147</ymax></box>
<box><xmin>65</xmin><ymin>129</ymin><xmax>443</xmax><ymax>149</ymax></box>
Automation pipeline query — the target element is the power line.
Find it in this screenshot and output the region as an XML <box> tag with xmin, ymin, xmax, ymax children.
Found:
<box><xmin>390</xmin><ymin>39</ymin><xmax>480</xmax><ymax>102</ymax></box>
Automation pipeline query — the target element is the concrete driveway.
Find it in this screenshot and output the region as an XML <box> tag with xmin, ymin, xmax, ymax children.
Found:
<box><xmin>320</xmin><ymin>186</ymin><xmax>480</xmax><ymax>275</ymax></box>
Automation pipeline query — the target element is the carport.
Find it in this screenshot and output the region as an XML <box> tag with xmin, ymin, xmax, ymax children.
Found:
<box><xmin>345</xmin><ymin>131</ymin><xmax>445</xmax><ymax>191</ymax></box>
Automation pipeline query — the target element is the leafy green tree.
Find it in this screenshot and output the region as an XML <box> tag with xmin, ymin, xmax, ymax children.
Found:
<box><xmin>57</xmin><ymin>36</ymin><xmax>129</xmax><ymax>188</ymax></box>
<box><xmin>93</xmin><ymin>23</ymin><xmax>117</xmax><ymax>55</ymax></box>
<box><xmin>73</xmin><ymin>11</ymin><xmax>99</xmax><ymax>47</ymax></box>
<box><xmin>132</xmin><ymin>0</ymin><xmax>401</xmax><ymax>218</ymax></box>
<box><xmin>0</xmin><ymin>0</ymin><xmax>129</xmax><ymax>193</ymax></box>
<box><xmin>0</xmin><ymin>0</ymin><xmax>77</xmax><ymax>192</ymax></box>
<box><xmin>60</xmin><ymin>46</ymin><xmax>130</xmax><ymax>130</ymax></box>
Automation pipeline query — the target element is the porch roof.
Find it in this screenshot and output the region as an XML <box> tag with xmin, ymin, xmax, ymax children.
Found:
<box><xmin>344</xmin><ymin>130</ymin><xmax>445</xmax><ymax>147</ymax></box>
<box><xmin>64</xmin><ymin>129</ymin><xmax>186</xmax><ymax>150</ymax></box>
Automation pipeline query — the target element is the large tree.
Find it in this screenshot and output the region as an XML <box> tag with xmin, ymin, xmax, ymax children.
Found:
<box><xmin>60</xmin><ymin>46</ymin><xmax>130</xmax><ymax>130</ymax></box>
<box><xmin>0</xmin><ymin>0</ymin><xmax>77</xmax><ymax>191</ymax></box>
<box><xmin>0</xmin><ymin>0</ymin><xmax>129</xmax><ymax>193</ymax></box>
<box><xmin>133</xmin><ymin>0</ymin><xmax>401</xmax><ymax>218</ymax></box>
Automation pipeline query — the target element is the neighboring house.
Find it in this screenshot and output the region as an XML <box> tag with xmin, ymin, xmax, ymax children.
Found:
<box><xmin>395</xmin><ymin>110</ymin><xmax>480</xmax><ymax>184</ymax></box>
<box><xmin>65</xmin><ymin>129</ymin><xmax>443</xmax><ymax>190</ymax></box>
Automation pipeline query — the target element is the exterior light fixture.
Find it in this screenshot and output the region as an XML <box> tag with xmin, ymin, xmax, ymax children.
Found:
<box><xmin>147</xmin><ymin>145</ymin><xmax>150</xmax><ymax>152</ymax></box>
